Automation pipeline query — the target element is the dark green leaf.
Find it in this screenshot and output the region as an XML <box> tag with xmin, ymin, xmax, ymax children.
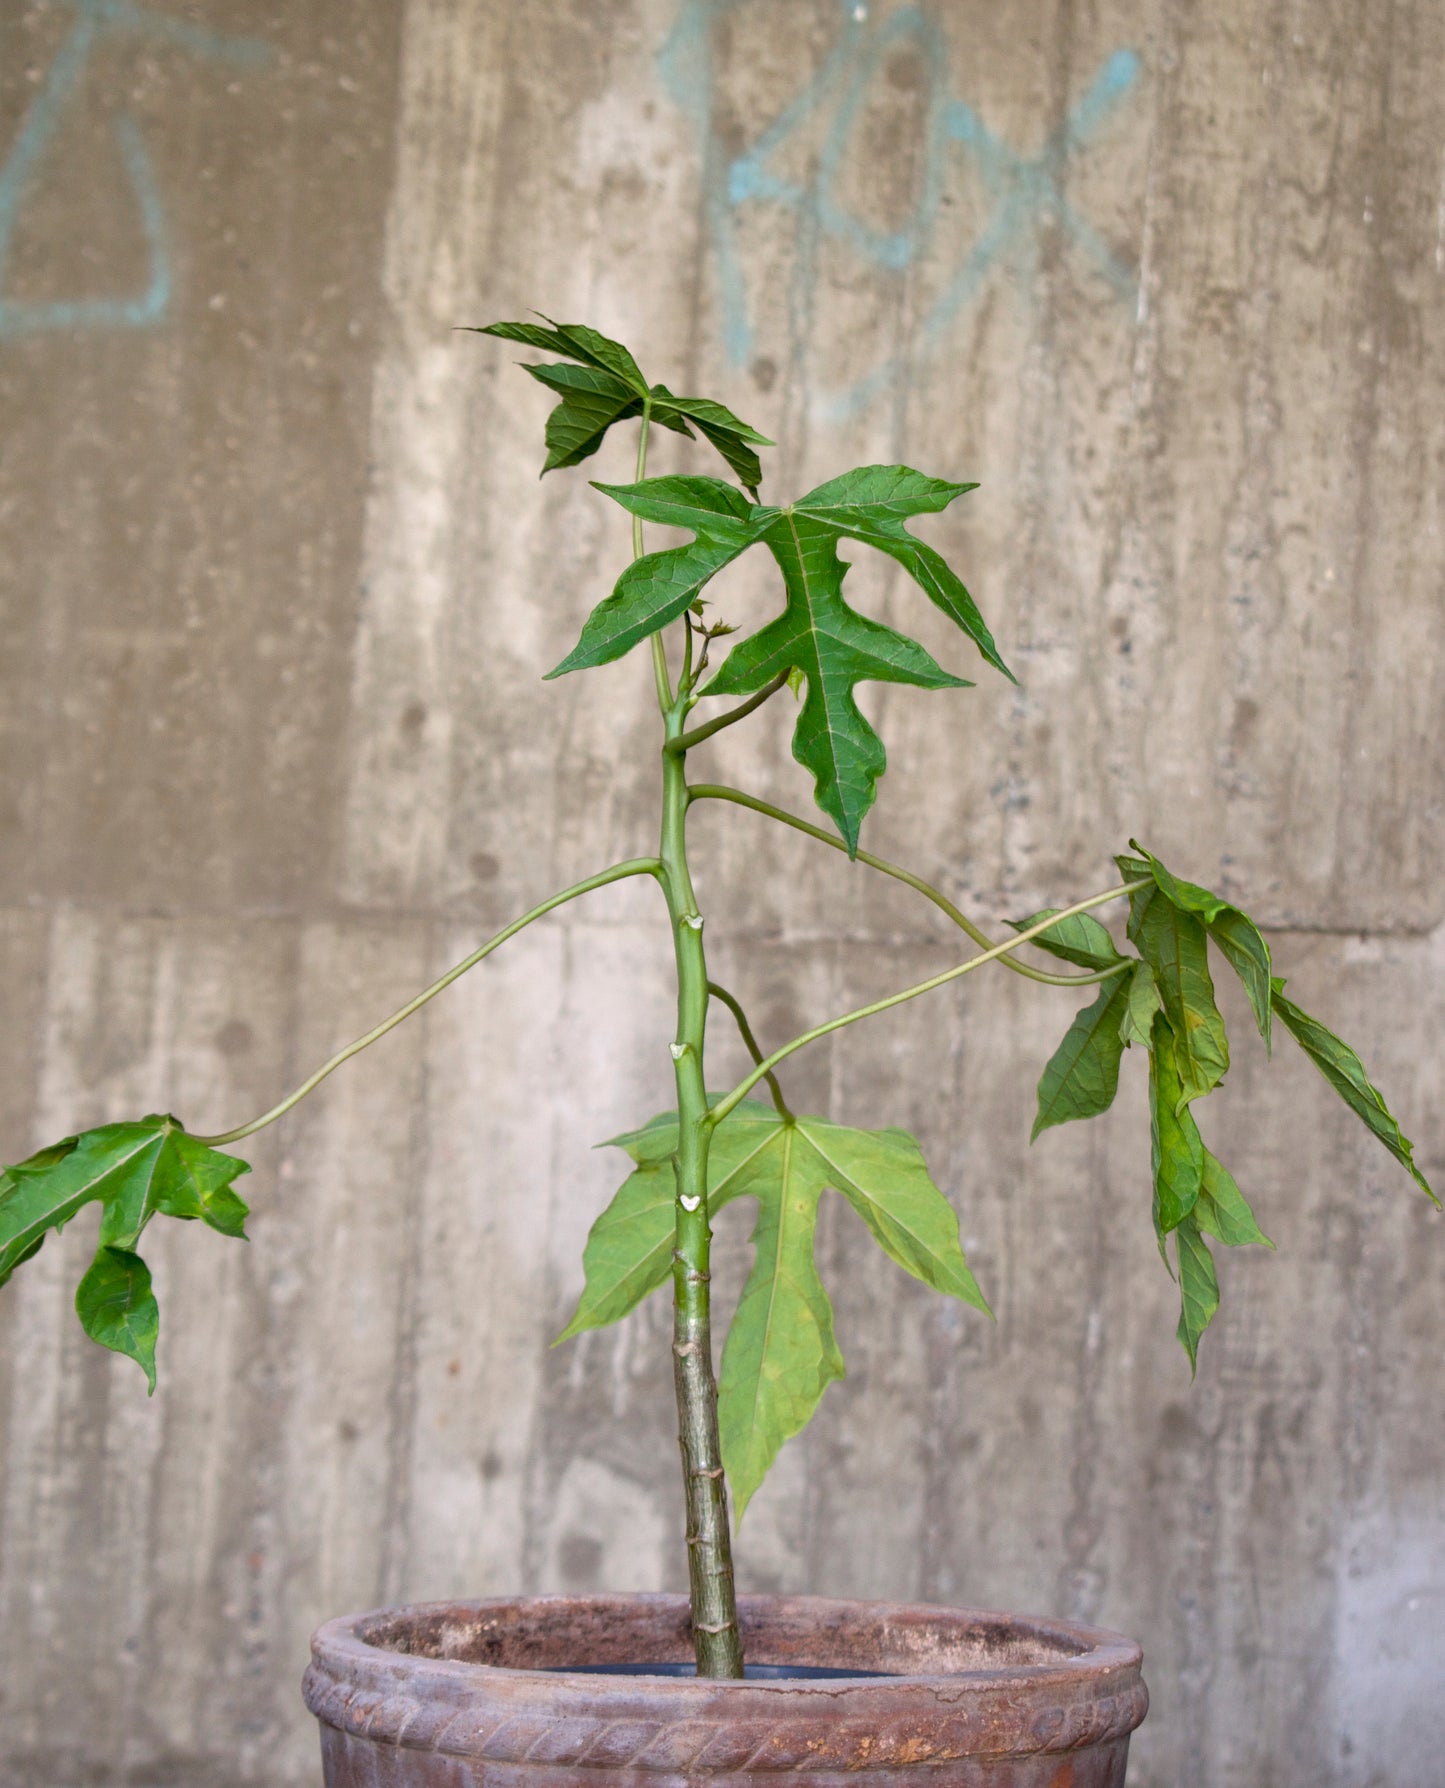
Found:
<box><xmin>1031</xmin><ymin>976</ymin><xmax>1132</xmax><ymax>1139</ymax></box>
<box><xmin>76</xmin><ymin>1247</ymin><xmax>160</xmax><ymax>1393</ymax></box>
<box><xmin>549</xmin><ymin>477</ymin><xmax>766</xmax><ymax>677</ymax></box>
<box><xmin>1119</xmin><ymin>960</ymin><xmax>1163</xmax><ymax>1049</ymax></box>
<box><xmin>650</xmin><ymin>384</ymin><xmax>773</xmax><ymax>492</ymax></box>
<box><xmin>1174</xmin><ymin>1216</ymin><xmax>1219</xmax><ymax>1376</ymax></box>
<box><xmin>1273</xmin><ymin>983</ymin><xmax>1437</xmax><ymax>1204</ymax></box>
<box><xmin>706</xmin><ymin>502</ymin><xmax>970</xmax><ymax>854</ymax></box>
<box><xmin>521</xmin><ymin>362</ymin><xmax>642</xmax><ymax>472</ymax></box>
<box><xmin>790</xmin><ymin>467</ymin><xmax>1012</xmax><ymax>681</ymax></box>
<box><xmin>1148</xmin><ymin>1015</ymin><xmax>1204</xmax><ymax>1245</ymax></box>
<box><xmin>1195</xmin><ymin>1149</ymin><xmax>1273</xmax><ymax>1248</ymax></box>
<box><xmin>1128</xmin><ymin>885</ymin><xmax>1229</xmax><ymax>1108</ymax></box>
<box><xmin>1009</xmin><ymin>908</ymin><xmax>1127</xmax><ymax>972</ymax></box>
<box><xmin>469</xmin><ymin>317</ymin><xmax>648</xmax><ymax>394</ymax></box>
<box><xmin>0</xmin><ymin>1115</ymin><xmax>250</xmax><ymax>1382</ymax></box>
<box><xmin>1126</xmin><ymin>842</ymin><xmax>1273</xmax><ymax>1048</ymax></box>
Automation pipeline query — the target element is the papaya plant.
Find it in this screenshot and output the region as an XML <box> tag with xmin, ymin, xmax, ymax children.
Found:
<box><xmin>1</xmin><ymin>318</ymin><xmax>1434</xmax><ymax>1681</ymax></box>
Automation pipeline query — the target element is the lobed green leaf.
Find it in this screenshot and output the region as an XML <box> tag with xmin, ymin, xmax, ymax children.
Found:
<box><xmin>649</xmin><ymin>384</ymin><xmax>773</xmax><ymax>492</ymax></box>
<box><xmin>565</xmin><ymin>1105</ymin><xmax>986</xmax><ymax>1519</ymax></box>
<box><xmin>0</xmin><ymin>1115</ymin><xmax>250</xmax><ymax>1389</ymax></box>
<box><xmin>707</xmin><ymin>508</ymin><xmax>969</xmax><ymax>855</ymax></box>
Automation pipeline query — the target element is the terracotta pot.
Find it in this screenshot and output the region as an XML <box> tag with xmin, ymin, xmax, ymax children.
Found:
<box><xmin>304</xmin><ymin>1592</ymin><xmax>1147</xmax><ymax>1787</ymax></box>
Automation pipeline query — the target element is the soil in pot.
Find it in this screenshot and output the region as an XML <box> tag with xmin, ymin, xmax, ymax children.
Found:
<box><xmin>304</xmin><ymin>1592</ymin><xmax>1148</xmax><ymax>1787</ymax></box>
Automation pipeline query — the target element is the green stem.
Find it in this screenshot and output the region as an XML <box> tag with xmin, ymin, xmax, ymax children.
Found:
<box><xmin>691</xmin><ymin>784</ymin><xmax>1128</xmax><ymax>989</ymax></box>
<box><xmin>660</xmin><ymin>706</ymin><xmax>743</xmax><ymax>1678</ymax></box>
<box><xmin>666</xmin><ymin>673</ymin><xmax>790</xmax><ymax>756</ymax></box>
<box><xmin>709</xmin><ymin>880</ymin><xmax>1150</xmax><ymax>1128</ymax></box>
<box><xmin>706</xmin><ymin>981</ymin><xmax>794</xmax><ymax>1121</ymax></box>
<box><xmin>194</xmin><ymin>859</ymin><xmax>662</xmax><ymax>1148</ymax></box>
<box><xmin>631</xmin><ymin>399</ymin><xmax>673</xmax><ymax>716</ymax></box>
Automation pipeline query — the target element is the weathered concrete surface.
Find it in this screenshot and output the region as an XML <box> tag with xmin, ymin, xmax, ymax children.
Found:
<box><xmin>1</xmin><ymin>3</ymin><xmax>1442</xmax><ymax>1785</ymax></box>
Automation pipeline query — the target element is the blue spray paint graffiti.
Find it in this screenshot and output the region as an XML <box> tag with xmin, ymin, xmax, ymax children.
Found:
<box><xmin>659</xmin><ymin>0</ymin><xmax>1140</xmax><ymax>414</ymax></box>
<box><xmin>0</xmin><ymin>0</ymin><xmax>271</xmax><ymax>341</ymax></box>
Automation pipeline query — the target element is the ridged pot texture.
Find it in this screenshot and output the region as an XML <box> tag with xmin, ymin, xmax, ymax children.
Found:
<box><xmin>304</xmin><ymin>1593</ymin><xmax>1148</xmax><ymax>1788</ymax></box>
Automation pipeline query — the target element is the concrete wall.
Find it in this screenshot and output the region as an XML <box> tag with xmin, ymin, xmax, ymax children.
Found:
<box><xmin>1</xmin><ymin>3</ymin><xmax>1441</xmax><ymax>1783</ymax></box>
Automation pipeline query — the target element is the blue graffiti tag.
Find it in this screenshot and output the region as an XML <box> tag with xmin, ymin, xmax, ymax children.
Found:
<box><xmin>659</xmin><ymin>0</ymin><xmax>1140</xmax><ymax>414</ymax></box>
<box><xmin>0</xmin><ymin>0</ymin><xmax>271</xmax><ymax>341</ymax></box>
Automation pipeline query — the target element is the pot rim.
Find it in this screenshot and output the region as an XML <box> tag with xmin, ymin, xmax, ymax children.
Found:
<box><xmin>305</xmin><ymin>1594</ymin><xmax>1149</xmax><ymax>1768</ymax></box>
<box><xmin>311</xmin><ymin>1591</ymin><xmax>1143</xmax><ymax>1694</ymax></box>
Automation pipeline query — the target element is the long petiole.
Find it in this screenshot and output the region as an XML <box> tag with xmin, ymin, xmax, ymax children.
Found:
<box><xmin>690</xmin><ymin>784</ymin><xmax>1127</xmax><ymax>989</ymax></box>
<box><xmin>706</xmin><ymin>981</ymin><xmax>794</xmax><ymax>1121</ymax></box>
<box><xmin>666</xmin><ymin>673</ymin><xmax>790</xmax><ymax>756</ymax></box>
<box><xmin>195</xmin><ymin>858</ymin><xmax>663</xmax><ymax>1147</ymax></box>
<box><xmin>708</xmin><ymin>880</ymin><xmax>1151</xmax><ymax>1128</ymax></box>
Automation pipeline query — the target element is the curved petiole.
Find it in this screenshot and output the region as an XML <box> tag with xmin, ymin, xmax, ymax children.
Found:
<box><xmin>689</xmin><ymin>784</ymin><xmax>1128</xmax><ymax>990</ymax></box>
<box><xmin>706</xmin><ymin>980</ymin><xmax>794</xmax><ymax>1121</ymax></box>
<box><xmin>196</xmin><ymin>858</ymin><xmax>664</xmax><ymax>1147</ymax></box>
<box><xmin>667</xmin><ymin>673</ymin><xmax>790</xmax><ymax>756</ymax></box>
<box><xmin>707</xmin><ymin>880</ymin><xmax>1151</xmax><ymax>1129</ymax></box>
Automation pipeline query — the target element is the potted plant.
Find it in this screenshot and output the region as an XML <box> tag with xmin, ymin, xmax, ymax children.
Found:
<box><xmin>1</xmin><ymin>318</ymin><xmax>1434</xmax><ymax>1786</ymax></box>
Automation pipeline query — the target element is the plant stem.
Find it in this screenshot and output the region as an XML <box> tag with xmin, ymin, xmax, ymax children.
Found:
<box><xmin>660</xmin><ymin>702</ymin><xmax>743</xmax><ymax>1677</ymax></box>
<box><xmin>665</xmin><ymin>672</ymin><xmax>790</xmax><ymax>755</ymax></box>
<box><xmin>690</xmin><ymin>784</ymin><xmax>1129</xmax><ymax>989</ymax></box>
<box><xmin>631</xmin><ymin>399</ymin><xmax>673</xmax><ymax>716</ymax></box>
<box><xmin>706</xmin><ymin>981</ymin><xmax>794</xmax><ymax>1121</ymax></box>
<box><xmin>193</xmin><ymin>859</ymin><xmax>662</xmax><ymax>1148</ymax></box>
<box><xmin>709</xmin><ymin>880</ymin><xmax>1151</xmax><ymax>1127</ymax></box>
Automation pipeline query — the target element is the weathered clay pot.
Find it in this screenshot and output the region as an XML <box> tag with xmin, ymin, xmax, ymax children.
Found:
<box><xmin>304</xmin><ymin>1593</ymin><xmax>1147</xmax><ymax>1787</ymax></box>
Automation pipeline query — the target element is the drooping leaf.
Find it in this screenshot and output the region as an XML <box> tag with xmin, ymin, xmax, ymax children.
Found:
<box><xmin>76</xmin><ymin>1247</ymin><xmax>160</xmax><ymax>1393</ymax></box>
<box><xmin>1009</xmin><ymin>909</ymin><xmax>1128</xmax><ymax>972</ymax></box>
<box><xmin>1272</xmin><ymin>981</ymin><xmax>1437</xmax><ymax>1204</ymax></box>
<box><xmin>1031</xmin><ymin>975</ymin><xmax>1133</xmax><ymax>1139</ymax></box>
<box><xmin>0</xmin><ymin>1115</ymin><xmax>250</xmax><ymax>1388</ymax></box>
<box><xmin>649</xmin><ymin>384</ymin><xmax>773</xmax><ymax>493</ymax></box>
<box><xmin>1147</xmin><ymin>1015</ymin><xmax>1204</xmax><ymax>1247</ymax></box>
<box><xmin>1195</xmin><ymin>1149</ymin><xmax>1273</xmax><ymax>1249</ymax></box>
<box><xmin>1125</xmin><ymin>878</ymin><xmax>1229</xmax><ymax>1108</ymax></box>
<box><xmin>1174</xmin><ymin>1216</ymin><xmax>1219</xmax><ymax>1376</ymax></box>
<box><xmin>521</xmin><ymin>362</ymin><xmax>643</xmax><ymax>471</ymax></box>
<box><xmin>1119</xmin><ymin>959</ymin><xmax>1163</xmax><ymax>1049</ymax></box>
<box><xmin>1127</xmin><ymin>842</ymin><xmax>1273</xmax><ymax>1048</ymax></box>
